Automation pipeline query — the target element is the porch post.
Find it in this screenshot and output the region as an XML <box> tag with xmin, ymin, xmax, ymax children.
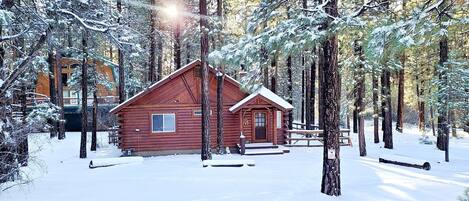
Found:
<box><xmin>273</xmin><ymin>108</ymin><xmax>278</xmax><ymax>145</ymax></box>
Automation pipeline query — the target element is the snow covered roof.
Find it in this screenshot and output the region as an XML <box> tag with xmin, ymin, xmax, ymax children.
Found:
<box><xmin>110</xmin><ymin>60</ymin><xmax>241</xmax><ymax>114</ymax></box>
<box><xmin>229</xmin><ymin>86</ymin><xmax>293</xmax><ymax>113</ymax></box>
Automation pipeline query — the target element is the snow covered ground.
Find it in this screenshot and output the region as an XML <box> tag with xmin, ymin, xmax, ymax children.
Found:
<box><xmin>2</xmin><ymin>122</ymin><xmax>469</xmax><ymax>201</ymax></box>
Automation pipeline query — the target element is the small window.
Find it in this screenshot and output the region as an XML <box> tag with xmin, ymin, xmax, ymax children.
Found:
<box><xmin>276</xmin><ymin>111</ymin><xmax>282</xmax><ymax>129</ymax></box>
<box><xmin>193</xmin><ymin>109</ymin><xmax>212</xmax><ymax>116</ymax></box>
<box><xmin>152</xmin><ymin>114</ymin><xmax>176</xmax><ymax>133</ymax></box>
<box><xmin>62</xmin><ymin>73</ymin><xmax>68</xmax><ymax>86</ymax></box>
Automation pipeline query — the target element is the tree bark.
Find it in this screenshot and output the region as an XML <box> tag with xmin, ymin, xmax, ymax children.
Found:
<box><xmin>372</xmin><ymin>70</ymin><xmax>379</xmax><ymax>143</ymax></box>
<box><xmin>117</xmin><ymin>0</ymin><xmax>125</xmax><ymax>103</ymax></box>
<box><xmin>56</xmin><ymin>53</ymin><xmax>65</xmax><ymax>140</ymax></box>
<box><xmin>91</xmin><ymin>88</ymin><xmax>97</xmax><ymax>151</ymax></box>
<box><xmin>80</xmin><ymin>30</ymin><xmax>89</xmax><ymax>159</ymax></box>
<box><xmin>18</xmin><ymin>84</ymin><xmax>28</xmax><ymax>166</ymax></box>
<box><xmin>382</xmin><ymin>68</ymin><xmax>393</xmax><ymax>149</ymax></box>
<box><xmin>437</xmin><ymin>34</ymin><xmax>449</xmax><ymax>157</ymax></box>
<box><xmin>287</xmin><ymin>56</ymin><xmax>293</xmax><ymax>130</ymax></box>
<box><xmin>48</xmin><ymin>51</ymin><xmax>57</xmax><ymax>138</ymax></box>
<box><xmin>308</xmin><ymin>48</ymin><xmax>316</xmax><ymax>129</ymax></box>
<box><xmin>318</xmin><ymin>45</ymin><xmax>325</xmax><ymax>130</ymax></box>
<box><xmin>416</xmin><ymin>75</ymin><xmax>425</xmax><ymax>132</ymax></box>
<box><xmin>301</xmin><ymin>57</ymin><xmax>305</xmax><ymax>123</ymax></box>
<box><xmin>216</xmin><ymin>0</ymin><xmax>225</xmax><ymax>154</ymax></box>
<box><xmin>354</xmin><ymin>41</ymin><xmax>366</xmax><ymax>156</ymax></box>
<box><xmin>396</xmin><ymin>0</ymin><xmax>406</xmax><ymax>133</ymax></box>
<box><xmin>200</xmin><ymin>0</ymin><xmax>211</xmax><ymax>160</ymax></box>
<box><xmin>148</xmin><ymin>0</ymin><xmax>157</xmax><ymax>83</ymax></box>
<box><xmin>270</xmin><ymin>58</ymin><xmax>277</xmax><ymax>93</ymax></box>
<box><xmin>320</xmin><ymin>0</ymin><xmax>341</xmax><ymax>196</ymax></box>
<box><xmin>396</xmin><ymin>53</ymin><xmax>405</xmax><ymax>133</ymax></box>
<box><xmin>174</xmin><ymin>21</ymin><xmax>181</xmax><ymax>69</ymax></box>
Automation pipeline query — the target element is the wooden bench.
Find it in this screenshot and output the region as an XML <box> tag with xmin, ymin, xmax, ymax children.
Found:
<box><xmin>284</xmin><ymin>129</ymin><xmax>352</xmax><ymax>147</ymax></box>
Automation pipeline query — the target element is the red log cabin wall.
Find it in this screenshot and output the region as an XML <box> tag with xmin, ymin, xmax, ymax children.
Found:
<box><xmin>117</xmin><ymin>65</ymin><xmax>247</xmax><ymax>154</ymax></box>
<box><xmin>116</xmin><ymin>63</ymin><xmax>288</xmax><ymax>155</ymax></box>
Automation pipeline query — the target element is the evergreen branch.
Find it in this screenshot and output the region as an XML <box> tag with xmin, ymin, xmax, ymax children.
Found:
<box><xmin>0</xmin><ymin>32</ymin><xmax>48</xmax><ymax>98</ymax></box>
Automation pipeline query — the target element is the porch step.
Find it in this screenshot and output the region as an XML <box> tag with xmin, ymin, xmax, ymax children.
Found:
<box><xmin>243</xmin><ymin>146</ymin><xmax>290</xmax><ymax>156</ymax></box>
<box><xmin>237</xmin><ymin>143</ymin><xmax>279</xmax><ymax>149</ymax></box>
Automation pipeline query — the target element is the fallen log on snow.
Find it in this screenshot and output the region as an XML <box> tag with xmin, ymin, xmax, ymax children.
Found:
<box><xmin>89</xmin><ymin>156</ymin><xmax>144</xmax><ymax>169</ymax></box>
<box><xmin>202</xmin><ymin>159</ymin><xmax>255</xmax><ymax>167</ymax></box>
<box><xmin>379</xmin><ymin>155</ymin><xmax>431</xmax><ymax>171</ymax></box>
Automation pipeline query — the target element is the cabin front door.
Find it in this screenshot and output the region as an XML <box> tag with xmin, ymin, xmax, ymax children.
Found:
<box><xmin>254</xmin><ymin>112</ymin><xmax>267</xmax><ymax>141</ymax></box>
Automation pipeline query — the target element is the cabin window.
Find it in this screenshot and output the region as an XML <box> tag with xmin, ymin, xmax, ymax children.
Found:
<box><xmin>152</xmin><ymin>114</ymin><xmax>176</xmax><ymax>133</ymax></box>
<box><xmin>276</xmin><ymin>111</ymin><xmax>282</xmax><ymax>129</ymax></box>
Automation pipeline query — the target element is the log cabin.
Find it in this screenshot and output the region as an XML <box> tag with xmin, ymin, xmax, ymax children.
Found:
<box><xmin>35</xmin><ymin>55</ymin><xmax>119</xmax><ymax>131</ymax></box>
<box><xmin>35</xmin><ymin>57</ymin><xmax>118</xmax><ymax>105</ymax></box>
<box><xmin>110</xmin><ymin>60</ymin><xmax>293</xmax><ymax>155</ymax></box>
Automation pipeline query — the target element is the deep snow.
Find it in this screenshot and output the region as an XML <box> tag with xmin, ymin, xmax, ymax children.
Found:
<box><xmin>2</xmin><ymin>122</ymin><xmax>469</xmax><ymax>201</ymax></box>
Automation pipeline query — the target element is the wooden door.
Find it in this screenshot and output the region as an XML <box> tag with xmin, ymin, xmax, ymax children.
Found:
<box><xmin>254</xmin><ymin>112</ymin><xmax>267</xmax><ymax>141</ymax></box>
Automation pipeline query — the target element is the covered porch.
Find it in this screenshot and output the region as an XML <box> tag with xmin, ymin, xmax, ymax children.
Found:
<box><xmin>229</xmin><ymin>86</ymin><xmax>294</xmax><ymax>145</ymax></box>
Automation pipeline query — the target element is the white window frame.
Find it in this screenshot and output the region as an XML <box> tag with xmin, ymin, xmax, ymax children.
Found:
<box><xmin>151</xmin><ymin>113</ymin><xmax>176</xmax><ymax>133</ymax></box>
<box><xmin>276</xmin><ymin>111</ymin><xmax>282</xmax><ymax>129</ymax></box>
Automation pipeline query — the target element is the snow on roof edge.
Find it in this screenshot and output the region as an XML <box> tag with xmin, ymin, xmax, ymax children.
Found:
<box><xmin>229</xmin><ymin>86</ymin><xmax>293</xmax><ymax>112</ymax></box>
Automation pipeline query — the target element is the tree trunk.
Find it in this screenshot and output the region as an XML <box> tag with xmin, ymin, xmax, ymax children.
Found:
<box><xmin>56</xmin><ymin>53</ymin><xmax>65</xmax><ymax>140</ymax></box>
<box><xmin>352</xmin><ymin>102</ymin><xmax>358</xmax><ymax>133</ymax></box>
<box><xmin>372</xmin><ymin>70</ymin><xmax>379</xmax><ymax>143</ymax></box>
<box><xmin>200</xmin><ymin>0</ymin><xmax>211</xmax><ymax>161</ymax></box>
<box><xmin>117</xmin><ymin>0</ymin><xmax>125</xmax><ymax>103</ymax></box>
<box><xmin>287</xmin><ymin>56</ymin><xmax>293</xmax><ymax>130</ymax></box>
<box><xmin>355</xmin><ymin>41</ymin><xmax>366</xmax><ymax>156</ymax></box>
<box><xmin>216</xmin><ymin>0</ymin><xmax>225</xmax><ymax>154</ymax></box>
<box><xmin>396</xmin><ymin>54</ymin><xmax>405</xmax><ymax>133</ymax></box>
<box><xmin>396</xmin><ymin>1</ymin><xmax>406</xmax><ymax>133</ymax></box>
<box><xmin>91</xmin><ymin>90</ymin><xmax>98</xmax><ymax>151</ymax></box>
<box><xmin>48</xmin><ymin>51</ymin><xmax>57</xmax><ymax>138</ymax></box>
<box><xmin>382</xmin><ymin>68</ymin><xmax>393</xmax><ymax>149</ymax></box>
<box><xmin>270</xmin><ymin>58</ymin><xmax>277</xmax><ymax>93</ymax></box>
<box><xmin>320</xmin><ymin>0</ymin><xmax>341</xmax><ymax>196</ymax></box>
<box><xmin>148</xmin><ymin>0</ymin><xmax>157</xmax><ymax>83</ymax></box>
<box><xmin>80</xmin><ymin>30</ymin><xmax>89</xmax><ymax>159</ymax></box>
<box><xmin>317</xmin><ymin>45</ymin><xmax>325</xmax><ymax>130</ymax></box>
<box><xmin>18</xmin><ymin>84</ymin><xmax>28</xmax><ymax>166</ymax></box>
<box><xmin>416</xmin><ymin>75</ymin><xmax>425</xmax><ymax>132</ymax></box>
<box><xmin>437</xmin><ymin>34</ymin><xmax>449</xmax><ymax>157</ymax></box>
<box><xmin>174</xmin><ymin>22</ymin><xmax>181</xmax><ymax>69</ymax></box>
<box><xmin>308</xmin><ymin>48</ymin><xmax>316</xmax><ymax>129</ymax></box>
<box><xmin>301</xmin><ymin>59</ymin><xmax>305</xmax><ymax>123</ymax></box>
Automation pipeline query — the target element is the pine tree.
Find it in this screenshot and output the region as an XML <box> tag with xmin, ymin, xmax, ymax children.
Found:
<box><xmin>216</xmin><ymin>0</ymin><xmax>225</xmax><ymax>154</ymax></box>
<box><xmin>80</xmin><ymin>30</ymin><xmax>89</xmax><ymax>159</ymax></box>
<box><xmin>48</xmin><ymin>51</ymin><xmax>58</xmax><ymax>138</ymax></box>
<box><xmin>200</xmin><ymin>0</ymin><xmax>211</xmax><ymax>161</ymax></box>
<box><xmin>320</xmin><ymin>0</ymin><xmax>341</xmax><ymax>196</ymax></box>
<box><xmin>56</xmin><ymin>53</ymin><xmax>66</xmax><ymax>140</ymax></box>
<box><xmin>354</xmin><ymin>41</ymin><xmax>366</xmax><ymax>156</ymax></box>
<box><xmin>117</xmin><ymin>0</ymin><xmax>125</xmax><ymax>103</ymax></box>
<box><xmin>372</xmin><ymin>69</ymin><xmax>379</xmax><ymax>143</ymax></box>
<box><xmin>148</xmin><ymin>0</ymin><xmax>158</xmax><ymax>83</ymax></box>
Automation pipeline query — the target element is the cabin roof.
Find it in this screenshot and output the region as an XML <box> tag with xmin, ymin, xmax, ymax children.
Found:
<box><xmin>229</xmin><ymin>86</ymin><xmax>294</xmax><ymax>113</ymax></box>
<box><xmin>110</xmin><ymin>60</ymin><xmax>241</xmax><ymax>114</ymax></box>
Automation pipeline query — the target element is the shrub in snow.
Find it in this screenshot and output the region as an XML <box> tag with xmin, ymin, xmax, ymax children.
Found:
<box><xmin>419</xmin><ymin>136</ymin><xmax>433</xmax><ymax>145</ymax></box>
<box><xmin>459</xmin><ymin>188</ymin><xmax>469</xmax><ymax>201</ymax></box>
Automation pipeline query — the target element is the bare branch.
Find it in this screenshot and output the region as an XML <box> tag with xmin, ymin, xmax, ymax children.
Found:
<box><xmin>0</xmin><ymin>26</ymin><xmax>31</xmax><ymax>42</ymax></box>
